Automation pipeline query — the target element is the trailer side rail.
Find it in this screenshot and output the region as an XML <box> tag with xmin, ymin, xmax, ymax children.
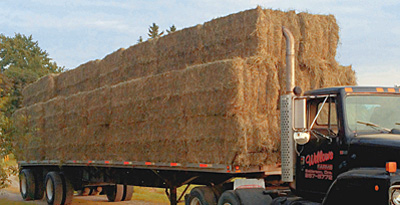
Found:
<box><xmin>19</xmin><ymin>160</ymin><xmax>281</xmax><ymax>175</ymax></box>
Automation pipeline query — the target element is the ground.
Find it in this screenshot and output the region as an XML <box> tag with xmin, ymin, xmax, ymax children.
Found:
<box><xmin>0</xmin><ymin>175</ymin><xmax>178</xmax><ymax>204</ymax></box>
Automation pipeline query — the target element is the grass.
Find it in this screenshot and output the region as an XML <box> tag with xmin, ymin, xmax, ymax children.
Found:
<box><xmin>131</xmin><ymin>185</ymin><xmax>197</xmax><ymax>204</ymax></box>
<box><xmin>0</xmin><ymin>198</ymin><xmax>31</xmax><ymax>205</ymax></box>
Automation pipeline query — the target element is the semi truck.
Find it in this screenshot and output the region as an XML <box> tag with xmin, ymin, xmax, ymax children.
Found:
<box><xmin>17</xmin><ymin>28</ymin><xmax>400</xmax><ymax>205</ymax></box>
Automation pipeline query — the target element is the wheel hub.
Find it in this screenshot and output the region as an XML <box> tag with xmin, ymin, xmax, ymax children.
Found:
<box><xmin>20</xmin><ymin>174</ymin><xmax>27</xmax><ymax>195</ymax></box>
<box><xmin>190</xmin><ymin>197</ymin><xmax>201</xmax><ymax>205</ymax></box>
<box><xmin>46</xmin><ymin>178</ymin><xmax>54</xmax><ymax>201</ymax></box>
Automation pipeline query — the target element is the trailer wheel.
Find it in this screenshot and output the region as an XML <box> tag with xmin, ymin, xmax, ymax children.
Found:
<box><xmin>19</xmin><ymin>169</ymin><xmax>36</xmax><ymax>200</ymax></box>
<box><xmin>217</xmin><ymin>190</ymin><xmax>240</xmax><ymax>205</ymax></box>
<box><xmin>45</xmin><ymin>172</ymin><xmax>74</xmax><ymax>205</ymax></box>
<box><xmin>186</xmin><ymin>186</ymin><xmax>217</xmax><ymax>205</ymax></box>
<box><xmin>122</xmin><ymin>185</ymin><xmax>134</xmax><ymax>201</ymax></box>
<box><xmin>45</xmin><ymin>172</ymin><xmax>63</xmax><ymax>204</ymax></box>
<box><xmin>61</xmin><ymin>173</ymin><xmax>74</xmax><ymax>205</ymax></box>
<box><xmin>106</xmin><ymin>184</ymin><xmax>124</xmax><ymax>202</ymax></box>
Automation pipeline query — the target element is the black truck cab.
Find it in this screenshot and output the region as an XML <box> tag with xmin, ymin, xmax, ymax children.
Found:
<box><xmin>293</xmin><ymin>86</ymin><xmax>400</xmax><ymax>204</ymax></box>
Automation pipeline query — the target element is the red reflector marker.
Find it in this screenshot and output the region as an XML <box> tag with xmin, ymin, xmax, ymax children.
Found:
<box><xmin>123</xmin><ymin>161</ymin><xmax>130</xmax><ymax>165</ymax></box>
<box><xmin>386</xmin><ymin>162</ymin><xmax>397</xmax><ymax>173</ymax></box>
<box><xmin>88</xmin><ymin>160</ymin><xmax>92</xmax><ymax>163</ymax></box>
<box><xmin>105</xmin><ymin>161</ymin><xmax>110</xmax><ymax>164</ymax></box>
<box><xmin>170</xmin><ymin>163</ymin><xmax>178</xmax><ymax>166</ymax></box>
<box><xmin>199</xmin><ymin>164</ymin><xmax>208</xmax><ymax>168</ymax></box>
<box><xmin>145</xmin><ymin>162</ymin><xmax>152</xmax><ymax>165</ymax></box>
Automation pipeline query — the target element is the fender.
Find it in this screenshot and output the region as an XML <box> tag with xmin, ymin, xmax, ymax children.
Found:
<box><xmin>322</xmin><ymin>168</ymin><xmax>398</xmax><ymax>205</ymax></box>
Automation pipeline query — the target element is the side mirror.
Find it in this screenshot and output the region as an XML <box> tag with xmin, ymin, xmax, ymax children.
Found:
<box><xmin>294</xmin><ymin>98</ymin><xmax>307</xmax><ymax>130</ymax></box>
<box><xmin>294</xmin><ymin>98</ymin><xmax>310</xmax><ymax>145</ymax></box>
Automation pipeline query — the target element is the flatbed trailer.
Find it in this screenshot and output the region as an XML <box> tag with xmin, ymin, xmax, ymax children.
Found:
<box><xmin>19</xmin><ymin>160</ymin><xmax>282</xmax><ymax>204</ymax></box>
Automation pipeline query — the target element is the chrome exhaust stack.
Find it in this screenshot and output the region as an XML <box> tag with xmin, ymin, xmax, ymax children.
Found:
<box><xmin>283</xmin><ymin>26</ymin><xmax>295</xmax><ymax>93</ymax></box>
<box><xmin>281</xmin><ymin>27</ymin><xmax>296</xmax><ymax>182</ymax></box>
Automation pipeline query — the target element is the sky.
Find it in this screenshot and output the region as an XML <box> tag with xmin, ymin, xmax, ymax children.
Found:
<box><xmin>1</xmin><ymin>0</ymin><xmax>400</xmax><ymax>86</ymax></box>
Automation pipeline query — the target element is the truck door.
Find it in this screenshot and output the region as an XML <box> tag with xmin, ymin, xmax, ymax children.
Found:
<box><xmin>295</xmin><ymin>96</ymin><xmax>341</xmax><ymax>201</ymax></box>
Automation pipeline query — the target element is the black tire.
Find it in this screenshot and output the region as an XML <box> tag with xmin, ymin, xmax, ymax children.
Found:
<box><xmin>122</xmin><ymin>185</ymin><xmax>134</xmax><ymax>201</ymax></box>
<box><xmin>44</xmin><ymin>172</ymin><xmax>74</xmax><ymax>205</ymax></box>
<box><xmin>19</xmin><ymin>169</ymin><xmax>35</xmax><ymax>200</ymax></box>
<box><xmin>106</xmin><ymin>184</ymin><xmax>124</xmax><ymax>202</ymax></box>
<box><xmin>45</xmin><ymin>172</ymin><xmax>64</xmax><ymax>205</ymax></box>
<box><xmin>186</xmin><ymin>186</ymin><xmax>218</xmax><ymax>205</ymax></box>
<box><xmin>217</xmin><ymin>190</ymin><xmax>240</xmax><ymax>205</ymax></box>
<box><xmin>61</xmin><ymin>173</ymin><xmax>74</xmax><ymax>205</ymax></box>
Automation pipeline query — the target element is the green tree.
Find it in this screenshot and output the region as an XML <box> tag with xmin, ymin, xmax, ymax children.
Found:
<box><xmin>148</xmin><ymin>23</ymin><xmax>164</xmax><ymax>39</ymax></box>
<box><xmin>0</xmin><ymin>33</ymin><xmax>63</xmax><ymax>114</ymax></box>
<box><xmin>166</xmin><ymin>25</ymin><xmax>177</xmax><ymax>34</ymax></box>
<box><xmin>137</xmin><ymin>36</ymin><xmax>143</xmax><ymax>43</ymax></box>
<box><xmin>0</xmin><ymin>33</ymin><xmax>63</xmax><ymax>188</ymax></box>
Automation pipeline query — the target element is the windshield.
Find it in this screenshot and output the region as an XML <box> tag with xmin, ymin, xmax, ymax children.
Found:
<box><xmin>345</xmin><ymin>95</ymin><xmax>400</xmax><ymax>133</ymax></box>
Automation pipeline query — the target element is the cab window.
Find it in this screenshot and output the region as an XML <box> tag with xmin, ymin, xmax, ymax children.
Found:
<box><xmin>309</xmin><ymin>97</ymin><xmax>338</xmax><ymax>135</ymax></box>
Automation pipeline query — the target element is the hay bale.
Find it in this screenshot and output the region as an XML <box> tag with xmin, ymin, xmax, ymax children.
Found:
<box><xmin>12</xmin><ymin>107</ymin><xmax>28</xmax><ymax>132</ymax></box>
<box><xmin>86</xmin><ymin>86</ymin><xmax>111</xmax><ymax>126</ymax></box>
<box><xmin>123</xmin><ymin>40</ymin><xmax>158</xmax><ymax>82</ymax></box>
<box><xmin>43</xmin><ymin>97</ymin><xmax>65</xmax><ymax>131</ymax></box>
<box><xmin>65</xmin><ymin>92</ymin><xmax>87</xmax><ymax>128</ymax></box>
<box><xmin>99</xmin><ymin>48</ymin><xmax>126</xmax><ymax>87</ymax></box>
<box><xmin>25</xmin><ymin>102</ymin><xmax>45</xmax><ymax>133</ymax></box>
<box><xmin>22</xmin><ymin>74</ymin><xmax>57</xmax><ymax>106</ymax></box>
<box><xmin>55</xmin><ymin>60</ymin><xmax>100</xmax><ymax>97</ymax></box>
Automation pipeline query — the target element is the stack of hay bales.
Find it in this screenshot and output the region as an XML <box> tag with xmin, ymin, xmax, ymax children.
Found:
<box><xmin>13</xmin><ymin>7</ymin><xmax>356</xmax><ymax>167</ymax></box>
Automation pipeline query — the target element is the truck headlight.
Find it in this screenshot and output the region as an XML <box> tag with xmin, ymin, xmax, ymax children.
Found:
<box><xmin>390</xmin><ymin>186</ymin><xmax>400</xmax><ymax>205</ymax></box>
<box><xmin>393</xmin><ymin>190</ymin><xmax>400</xmax><ymax>205</ymax></box>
